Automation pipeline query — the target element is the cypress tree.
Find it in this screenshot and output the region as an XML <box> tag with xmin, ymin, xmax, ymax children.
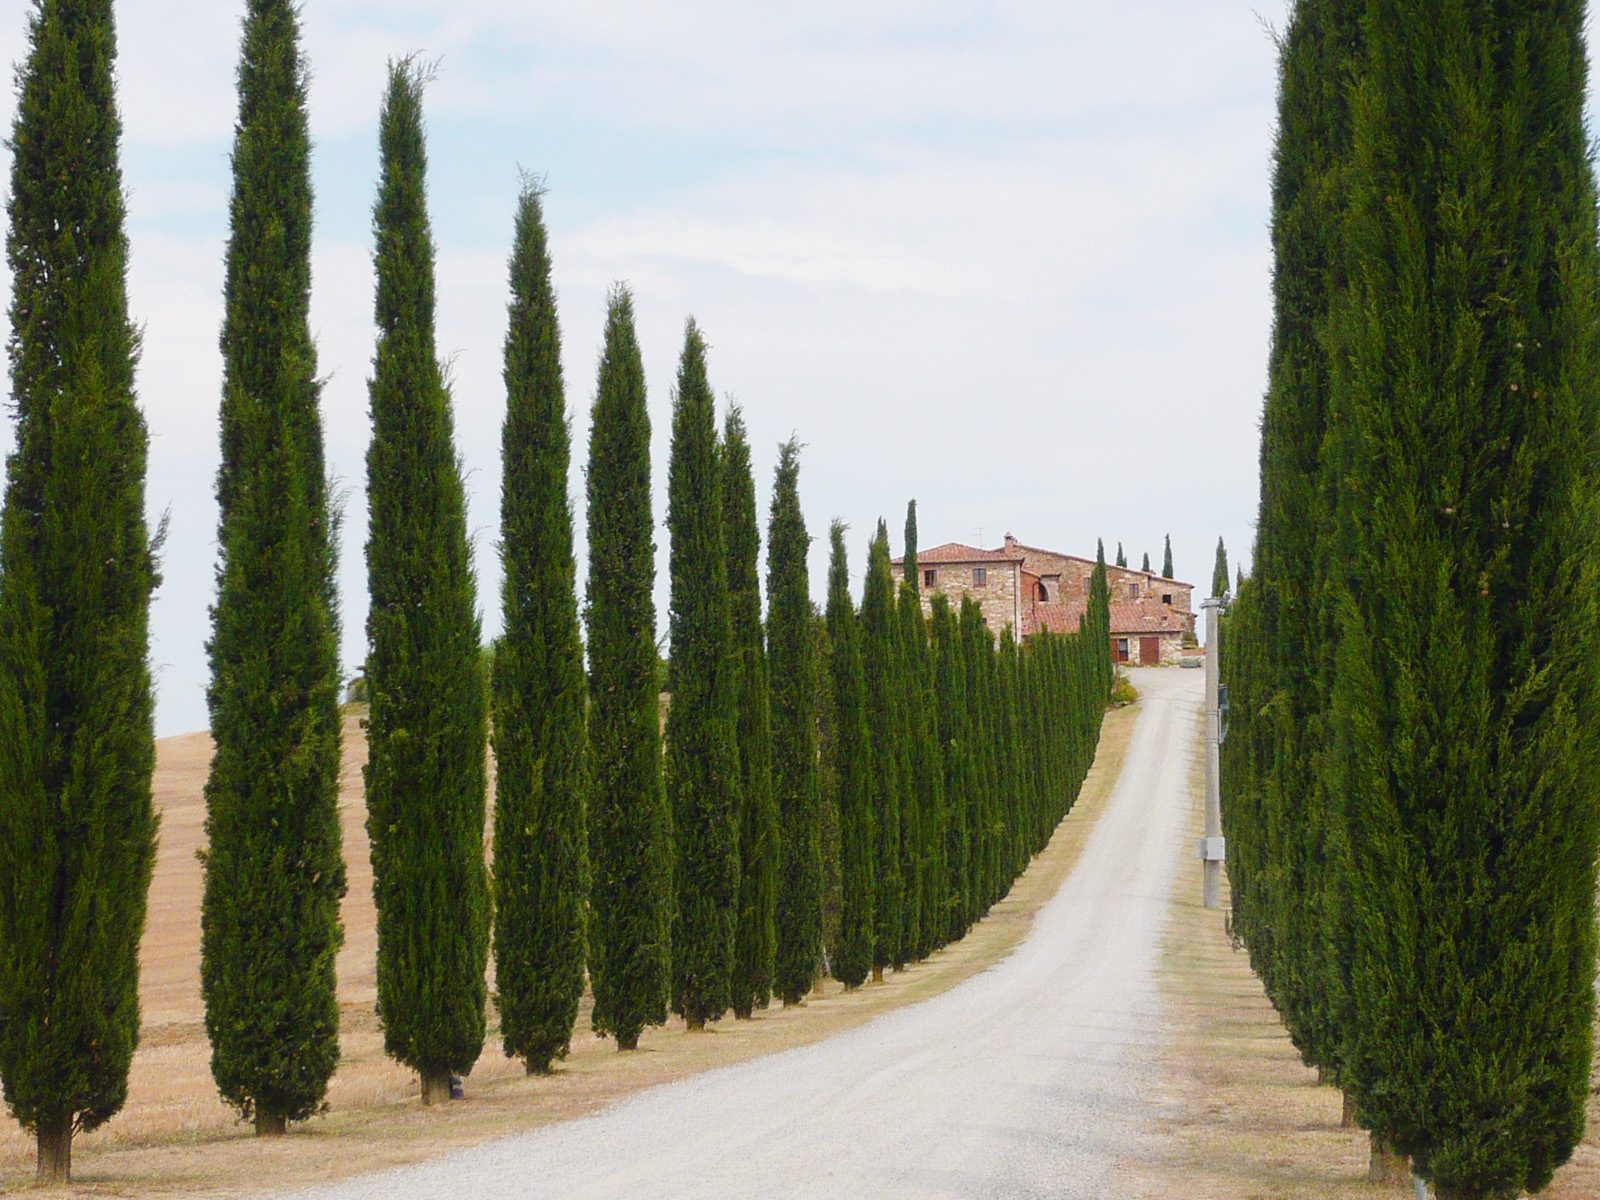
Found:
<box><xmin>722</xmin><ymin>409</ymin><xmax>777</xmax><ymax>1018</ymax></box>
<box><xmin>363</xmin><ymin>59</ymin><xmax>488</xmax><ymax>1104</ymax></box>
<box><xmin>201</xmin><ymin>0</ymin><xmax>344</xmax><ymax>1135</ymax></box>
<box><xmin>1161</xmin><ymin>534</ymin><xmax>1173</xmax><ymax>580</ymax></box>
<box><xmin>0</xmin><ymin>0</ymin><xmax>159</xmax><ymax>1179</ymax></box>
<box><xmin>813</xmin><ymin>608</ymin><xmax>843</xmax><ymax>970</ymax></box>
<box><xmin>1324</xmin><ymin>2</ymin><xmax>1600</xmax><ymax>1193</ymax></box>
<box><xmin>826</xmin><ymin>521</ymin><xmax>874</xmax><ymax>987</ymax></box>
<box><xmin>1114</xmin><ymin>542</ymin><xmax>1125</xmax><ymax>568</ymax></box>
<box><xmin>768</xmin><ymin>440</ymin><xmax>821</xmax><ymax>1004</ymax></box>
<box><xmin>931</xmin><ymin>595</ymin><xmax>970</xmax><ymax>940</ymax></box>
<box><xmin>1211</xmin><ymin>537</ymin><xmax>1229</xmax><ymax>599</ymax></box>
<box><xmin>585</xmin><ymin>286</ymin><xmax>671</xmax><ymax>1050</ymax></box>
<box><xmin>491</xmin><ymin>182</ymin><xmax>587</xmax><ymax>1074</ymax></box>
<box><xmin>897</xmin><ymin>502</ymin><xmax>944</xmax><ymax>960</ymax></box>
<box><xmin>1140</xmin><ymin>551</ymin><xmax>1150</xmax><ymax>573</ymax></box>
<box><xmin>860</xmin><ymin>523</ymin><xmax>904</xmax><ymax>977</ymax></box>
<box><xmin>664</xmin><ymin>321</ymin><xmax>738</xmax><ymax>1029</ymax></box>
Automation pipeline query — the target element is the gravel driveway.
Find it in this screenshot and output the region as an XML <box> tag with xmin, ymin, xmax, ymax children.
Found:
<box><xmin>294</xmin><ymin>667</ymin><xmax>1201</xmax><ymax>1200</ymax></box>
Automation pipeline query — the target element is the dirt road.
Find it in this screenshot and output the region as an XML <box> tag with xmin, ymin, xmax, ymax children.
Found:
<box><xmin>298</xmin><ymin>669</ymin><xmax>1201</xmax><ymax>1200</ymax></box>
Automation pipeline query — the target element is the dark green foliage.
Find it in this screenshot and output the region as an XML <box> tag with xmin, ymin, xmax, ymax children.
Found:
<box><xmin>1211</xmin><ymin>538</ymin><xmax>1229</xmax><ymax>599</ymax></box>
<box><xmin>363</xmin><ymin>59</ymin><xmax>489</xmax><ymax>1092</ymax></box>
<box><xmin>722</xmin><ymin>409</ymin><xmax>776</xmax><ymax>1018</ymax></box>
<box><xmin>768</xmin><ymin>441</ymin><xmax>821</xmax><ymax>1003</ymax></box>
<box><xmin>585</xmin><ymin>286</ymin><xmax>671</xmax><ymax>1050</ymax></box>
<box><xmin>491</xmin><ymin>182</ymin><xmax>587</xmax><ymax>1074</ymax></box>
<box><xmin>664</xmin><ymin>321</ymin><xmax>739</xmax><ymax>1028</ymax></box>
<box><xmin>1323</xmin><ymin>3</ymin><xmax>1600</xmax><ymax>1192</ymax></box>
<box><xmin>930</xmin><ymin>596</ymin><xmax>970</xmax><ymax>941</ymax></box>
<box><xmin>898</xmin><ymin>503</ymin><xmax>945</xmax><ymax>960</ymax></box>
<box><xmin>813</xmin><ymin>609</ymin><xmax>843</xmax><ymax>970</ymax></box>
<box><xmin>1114</xmin><ymin>542</ymin><xmax>1125</xmax><ymax>568</ymax></box>
<box><xmin>1161</xmin><ymin>535</ymin><xmax>1173</xmax><ymax>580</ymax></box>
<box><xmin>860</xmin><ymin>523</ymin><xmax>904</xmax><ymax>971</ymax></box>
<box><xmin>202</xmin><ymin>0</ymin><xmax>344</xmax><ymax>1132</ymax></box>
<box><xmin>826</xmin><ymin>521</ymin><xmax>875</xmax><ymax>987</ymax></box>
<box><xmin>0</xmin><ymin>0</ymin><xmax>159</xmax><ymax>1175</ymax></box>
<box><xmin>1140</xmin><ymin>551</ymin><xmax>1150</xmax><ymax>573</ymax></box>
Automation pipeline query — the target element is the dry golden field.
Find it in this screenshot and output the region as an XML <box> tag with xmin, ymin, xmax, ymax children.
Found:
<box><xmin>0</xmin><ymin>700</ymin><xmax>1141</xmax><ymax>1196</ymax></box>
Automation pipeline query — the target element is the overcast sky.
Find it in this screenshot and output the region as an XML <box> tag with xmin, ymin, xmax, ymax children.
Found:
<box><xmin>1</xmin><ymin>1</ymin><xmax>1326</xmax><ymax>735</ymax></box>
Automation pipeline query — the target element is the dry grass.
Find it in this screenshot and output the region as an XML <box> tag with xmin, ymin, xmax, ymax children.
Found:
<box><xmin>0</xmin><ymin>700</ymin><xmax>1141</xmax><ymax>1197</ymax></box>
<box><xmin>1122</xmin><ymin>725</ymin><xmax>1600</xmax><ymax>1199</ymax></box>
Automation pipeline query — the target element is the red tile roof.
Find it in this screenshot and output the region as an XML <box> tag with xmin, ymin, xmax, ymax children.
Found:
<box><xmin>1019</xmin><ymin>597</ymin><xmax>1191</xmax><ymax>638</ymax></box>
<box><xmin>892</xmin><ymin>542</ymin><xmax>1024</xmax><ymax>566</ymax></box>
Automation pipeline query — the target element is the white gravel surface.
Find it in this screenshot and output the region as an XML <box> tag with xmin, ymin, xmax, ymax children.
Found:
<box><xmin>295</xmin><ymin>668</ymin><xmax>1201</xmax><ymax>1200</ymax></box>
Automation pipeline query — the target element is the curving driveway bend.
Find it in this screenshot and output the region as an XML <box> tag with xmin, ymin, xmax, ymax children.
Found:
<box><xmin>294</xmin><ymin>668</ymin><xmax>1201</xmax><ymax>1200</ymax></box>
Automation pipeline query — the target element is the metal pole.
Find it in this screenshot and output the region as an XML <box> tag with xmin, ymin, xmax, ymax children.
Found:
<box><xmin>1201</xmin><ymin>598</ymin><xmax>1224</xmax><ymax>909</ymax></box>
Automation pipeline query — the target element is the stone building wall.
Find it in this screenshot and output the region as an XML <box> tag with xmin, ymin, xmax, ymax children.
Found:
<box><xmin>891</xmin><ymin>558</ymin><xmax>1021</xmax><ymax>635</ymax></box>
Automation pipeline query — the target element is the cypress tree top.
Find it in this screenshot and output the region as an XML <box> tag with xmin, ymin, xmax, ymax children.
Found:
<box><xmin>1211</xmin><ymin>538</ymin><xmax>1229</xmax><ymax>599</ymax></box>
<box><xmin>1161</xmin><ymin>534</ymin><xmax>1173</xmax><ymax>580</ymax></box>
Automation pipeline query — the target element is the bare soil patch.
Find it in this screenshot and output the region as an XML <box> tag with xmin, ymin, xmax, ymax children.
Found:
<box><xmin>1121</xmin><ymin>725</ymin><xmax>1600</xmax><ymax>1199</ymax></box>
<box><xmin>0</xmin><ymin>700</ymin><xmax>1140</xmax><ymax>1197</ymax></box>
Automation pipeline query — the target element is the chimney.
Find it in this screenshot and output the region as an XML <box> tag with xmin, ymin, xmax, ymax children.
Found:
<box><xmin>1004</xmin><ymin>532</ymin><xmax>1017</xmax><ymax>553</ymax></box>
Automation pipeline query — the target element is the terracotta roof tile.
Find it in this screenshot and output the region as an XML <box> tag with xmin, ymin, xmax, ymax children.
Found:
<box><xmin>893</xmin><ymin>542</ymin><xmax>1023</xmax><ymax>566</ymax></box>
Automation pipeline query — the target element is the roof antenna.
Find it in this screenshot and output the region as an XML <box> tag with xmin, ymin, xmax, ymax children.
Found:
<box><xmin>976</xmin><ymin>526</ymin><xmax>986</xmax><ymax>546</ymax></box>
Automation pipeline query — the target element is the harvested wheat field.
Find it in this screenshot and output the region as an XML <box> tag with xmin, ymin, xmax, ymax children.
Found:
<box><xmin>0</xmin><ymin>700</ymin><xmax>1139</xmax><ymax>1197</ymax></box>
<box><xmin>1119</xmin><ymin>726</ymin><xmax>1600</xmax><ymax>1200</ymax></box>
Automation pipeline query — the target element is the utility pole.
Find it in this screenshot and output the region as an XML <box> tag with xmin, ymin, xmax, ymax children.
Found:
<box><xmin>1199</xmin><ymin>598</ymin><xmax>1225</xmax><ymax>909</ymax></box>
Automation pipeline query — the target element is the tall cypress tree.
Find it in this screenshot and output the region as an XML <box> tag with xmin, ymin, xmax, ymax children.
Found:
<box><xmin>1161</xmin><ymin>534</ymin><xmax>1173</xmax><ymax>580</ymax></box>
<box><xmin>768</xmin><ymin>440</ymin><xmax>821</xmax><ymax>1004</ymax></box>
<box><xmin>826</xmin><ymin>521</ymin><xmax>875</xmax><ymax>988</ymax></box>
<box><xmin>860</xmin><ymin>523</ymin><xmax>904</xmax><ymax>978</ymax></box>
<box><xmin>1323</xmin><ymin>3</ymin><xmax>1600</xmax><ymax>1193</ymax></box>
<box><xmin>1140</xmin><ymin>551</ymin><xmax>1150</xmax><ymax>573</ymax></box>
<box><xmin>492</xmin><ymin>182</ymin><xmax>587</xmax><ymax>1075</ymax></box>
<box><xmin>898</xmin><ymin>502</ymin><xmax>945</xmax><ymax>960</ymax></box>
<box><xmin>363</xmin><ymin>59</ymin><xmax>488</xmax><ymax>1104</ymax></box>
<box><xmin>930</xmin><ymin>594</ymin><xmax>970</xmax><ymax>942</ymax></box>
<box><xmin>0</xmin><ymin>0</ymin><xmax>159</xmax><ymax>1180</ymax></box>
<box><xmin>722</xmin><ymin>409</ymin><xmax>777</xmax><ymax>1018</ymax></box>
<box><xmin>201</xmin><ymin>0</ymin><xmax>344</xmax><ymax>1136</ymax></box>
<box><xmin>1114</xmin><ymin>542</ymin><xmax>1125</xmax><ymax>568</ymax></box>
<box><xmin>585</xmin><ymin>286</ymin><xmax>671</xmax><ymax>1050</ymax></box>
<box><xmin>665</xmin><ymin>321</ymin><xmax>739</xmax><ymax>1029</ymax></box>
<box><xmin>1211</xmin><ymin>537</ymin><xmax>1229</xmax><ymax>599</ymax></box>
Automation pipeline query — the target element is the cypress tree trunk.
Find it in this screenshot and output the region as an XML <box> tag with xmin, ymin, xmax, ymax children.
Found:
<box><xmin>202</xmin><ymin>0</ymin><xmax>346</xmax><ymax>1134</ymax></box>
<box><xmin>768</xmin><ymin>440</ymin><xmax>821</xmax><ymax>1005</ymax></box>
<box><xmin>665</xmin><ymin>321</ymin><xmax>739</xmax><ymax>1029</ymax></box>
<box><xmin>860</xmin><ymin>524</ymin><xmax>904</xmax><ymax>978</ymax></box>
<box><xmin>1325</xmin><ymin>2</ymin><xmax>1600</xmax><ymax>1193</ymax></box>
<box><xmin>827</xmin><ymin>521</ymin><xmax>875</xmax><ymax>988</ymax></box>
<box><xmin>492</xmin><ymin>182</ymin><xmax>587</xmax><ymax>1074</ymax></box>
<box><xmin>722</xmin><ymin>409</ymin><xmax>777</xmax><ymax>1018</ymax></box>
<box><xmin>585</xmin><ymin>286</ymin><xmax>671</xmax><ymax>1050</ymax></box>
<box><xmin>0</xmin><ymin>1</ymin><xmax>159</xmax><ymax>1181</ymax></box>
<box><xmin>364</xmin><ymin>59</ymin><xmax>489</xmax><ymax>1096</ymax></box>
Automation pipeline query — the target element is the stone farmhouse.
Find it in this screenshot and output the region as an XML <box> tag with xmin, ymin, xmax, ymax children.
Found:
<box><xmin>890</xmin><ymin>534</ymin><xmax>1195</xmax><ymax>666</ymax></box>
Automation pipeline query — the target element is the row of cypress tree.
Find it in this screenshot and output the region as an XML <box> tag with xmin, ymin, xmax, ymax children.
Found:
<box><xmin>0</xmin><ymin>0</ymin><xmax>1119</xmax><ymax>1177</ymax></box>
<box><xmin>1222</xmin><ymin>3</ymin><xmax>1600</xmax><ymax>1197</ymax></box>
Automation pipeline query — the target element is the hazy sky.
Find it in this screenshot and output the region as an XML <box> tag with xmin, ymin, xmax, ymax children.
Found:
<box><xmin>3</xmin><ymin>1</ymin><xmax>1304</xmax><ymax>736</ymax></box>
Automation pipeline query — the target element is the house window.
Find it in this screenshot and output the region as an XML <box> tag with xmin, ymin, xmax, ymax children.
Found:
<box><xmin>1129</xmin><ymin>583</ymin><xmax>1139</xmax><ymax>599</ymax></box>
<box><xmin>973</xmin><ymin>567</ymin><xmax>987</xmax><ymax>587</ymax></box>
<box><xmin>1162</xmin><ymin>593</ymin><xmax>1172</xmax><ymax>605</ymax></box>
<box><xmin>1036</xmin><ymin>581</ymin><xmax>1049</xmax><ymax>602</ymax></box>
<box><xmin>923</xmin><ymin>569</ymin><xmax>937</xmax><ymax>588</ymax></box>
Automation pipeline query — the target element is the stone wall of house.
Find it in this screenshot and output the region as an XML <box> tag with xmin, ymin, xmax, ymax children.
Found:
<box><xmin>1010</xmin><ymin>538</ymin><xmax>1193</xmax><ymax>632</ymax></box>
<box><xmin>892</xmin><ymin>559</ymin><xmax>1020</xmax><ymax>635</ymax></box>
<box><xmin>1113</xmin><ymin>629</ymin><xmax>1186</xmax><ymax>666</ymax></box>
